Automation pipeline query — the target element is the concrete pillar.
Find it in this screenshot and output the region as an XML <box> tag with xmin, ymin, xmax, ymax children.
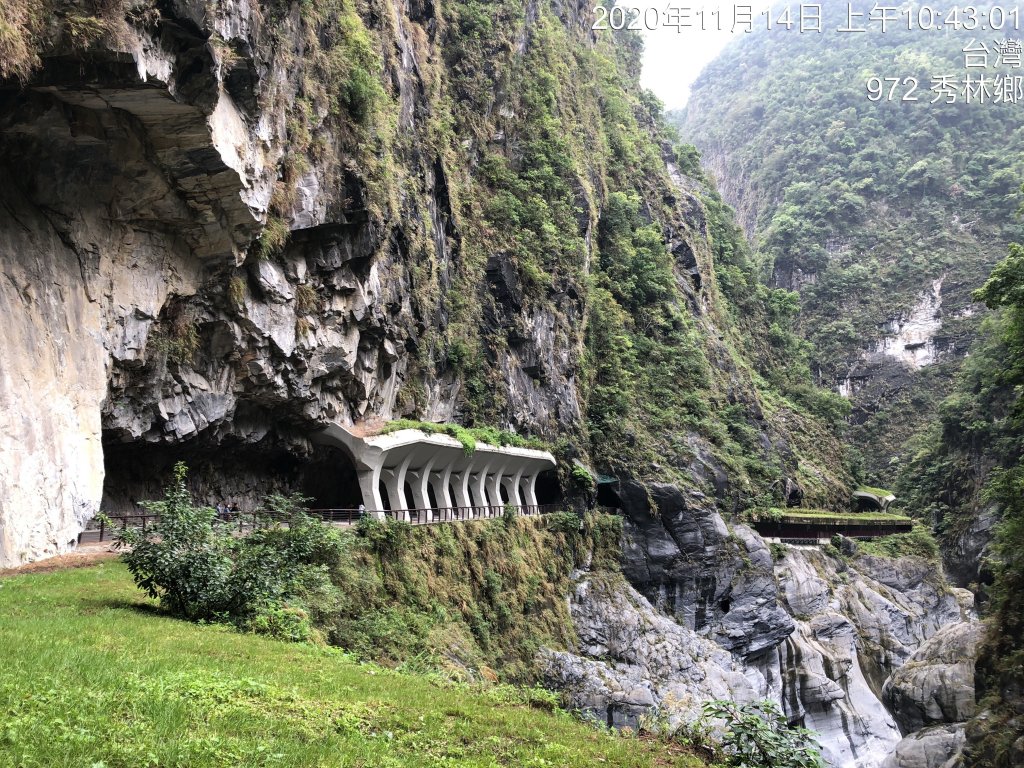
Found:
<box><xmin>452</xmin><ymin>467</ymin><xmax>472</xmax><ymax>510</ymax></box>
<box><xmin>502</xmin><ymin>468</ymin><xmax>524</xmax><ymax>509</ymax></box>
<box><xmin>357</xmin><ymin>467</ymin><xmax>386</xmax><ymax>520</ymax></box>
<box><xmin>383</xmin><ymin>452</ymin><xmax>413</xmax><ymax>521</ymax></box>
<box><xmin>523</xmin><ymin>472</ymin><xmax>539</xmax><ymax>508</ymax></box>
<box><xmin>429</xmin><ymin>465</ymin><xmax>453</xmax><ymax>519</ymax></box>
<box><xmin>509</xmin><ymin>467</ymin><xmax>524</xmax><ymax>506</ymax></box>
<box><xmin>409</xmin><ymin>456</ymin><xmax>436</xmax><ymax>520</ymax></box>
<box><xmin>486</xmin><ymin>457</ymin><xmax>512</xmax><ymax>512</ymax></box>
<box><xmin>473</xmin><ymin>457</ymin><xmax>494</xmax><ymax>516</ymax></box>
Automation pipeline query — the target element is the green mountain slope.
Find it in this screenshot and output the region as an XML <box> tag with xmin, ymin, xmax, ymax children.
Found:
<box><xmin>675</xmin><ymin>0</ymin><xmax>1024</xmax><ymax>486</ymax></box>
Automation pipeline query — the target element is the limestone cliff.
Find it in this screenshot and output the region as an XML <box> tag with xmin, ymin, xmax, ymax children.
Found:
<box><xmin>543</xmin><ymin>497</ymin><xmax>975</xmax><ymax>768</ymax></box>
<box><xmin>0</xmin><ymin>0</ymin><xmax>853</xmax><ymax>565</ymax></box>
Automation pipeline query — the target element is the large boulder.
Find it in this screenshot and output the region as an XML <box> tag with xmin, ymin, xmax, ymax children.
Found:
<box><xmin>880</xmin><ymin>724</ymin><xmax>965</xmax><ymax>768</ymax></box>
<box><xmin>883</xmin><ymin>623</ymin><xmax>981</xmax><ymax>734</ymax></box>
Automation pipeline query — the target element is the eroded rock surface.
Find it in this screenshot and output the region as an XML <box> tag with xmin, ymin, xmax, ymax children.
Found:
<box><xmin>881</xmin><ymin>724</ymin><xmax>966</xmax><ymax>768</ymax></box>
<box><xmin>883</xmin><ymin>623</ymin><xmax>981</xmax><ymax>734</ymax></box>
<box><xmin>548</xmin><ymin>518</ymin><xmax>977</xmax><ymax>768</ymax></box>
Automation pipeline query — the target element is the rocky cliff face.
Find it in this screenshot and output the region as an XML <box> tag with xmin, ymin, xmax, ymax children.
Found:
<box><xmin>0</xmin><ymin>0</ymin><xmax>577</xmax><ymax>563</ymax></box>
<box><xmin>542</xmin><ymin>495</ymin><xmax>975</xmax><ymax>768</ymax></box>
<box><xmin>1</xmin><ymin>0</ymin><xmax>857</xmax><ymax>566</ymax></box>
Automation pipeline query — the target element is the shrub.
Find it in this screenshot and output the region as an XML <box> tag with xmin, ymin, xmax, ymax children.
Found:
<box><xmin>858</xmin><ymin>522</ymin><xmax>940</xmax><ymax>562</ymax></box>
<box><xmin>700</xmin><ymin>699</ymin><xmax>826</xmax><ymax>768</ymax></box>
<box><xmin>254</xmin><ymin>217</ymin><xmax>289</xmax><ymax>260</ymax></box>
<box><xmin>570</xmin><ymin>464</ymin><xmax>594</xmax><ymax>490</ymax></box>
<box><xmin>545</xmin><ymin>510</ymin><xmax>581</xmax><ymax>535</ymax></box>
<box><xmin>355</xmin><ymin>516</ymin><xmax>412</xmax><ymax>556</ymax></box>
<box><xmin>118</xmin><ymin>464</ymin><xmax>343</xmax><ymax>638</ymax></box>
<box><xmin>117</xmin><ymin>463</ymin><xmax>231</xmax><ymax>620</ymax></box>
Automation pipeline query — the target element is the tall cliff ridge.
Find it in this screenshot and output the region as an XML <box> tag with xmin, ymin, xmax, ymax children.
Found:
<box><xmin>675</xmin><ymin>0</ymin><xmax>1024</xmax><ymax>491</ymax></box>
<box><xmin>0</xmin><ymin>0</ymin><xmax>851</xmax><ymax>564</ymax></box>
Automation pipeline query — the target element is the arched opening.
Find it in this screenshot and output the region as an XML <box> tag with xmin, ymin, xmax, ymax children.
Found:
<box><xmin>426</xmin><ymin>483</ymin><xmax>439</xmax><ymax>509</ymax></box>
<box><xmin>297</xmin><ymin>445</ymin><xmax>361</xmax><ymax>509</ymax></box>
<box><xmin>379</xmin><ymin>481</ymin><xmax>392</xmax><ymax>511</ymax></box>
<box><xmin>403</xmin><ymin>482</ymin><xmax>414</xmax><ymax>511</ymax></box>
<box><xmin>854</xmin><ymin>495</ymin><xmax>883</xmax><ymax>512</ymax></box>
<box><xmin>499</xmin><ymin>484</ymin><xmax>509</xmax><ymax>503</ymax></box>
<box><xmin>535</xmin><ymin>468</ymin><xmax>562</xmax><ymax>506</ymax></box>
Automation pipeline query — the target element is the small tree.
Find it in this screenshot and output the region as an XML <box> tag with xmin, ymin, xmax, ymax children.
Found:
<box><xmin>118</xmin><ymin>464</ymin><xmax>343</xmax><ymax>640</ymax></box>
<box><xmin>118</xmin><ymin>462</ymin><xmax>232</xmax><ymax>620</ymax></box>
<box><xmin>700</xmin><ymin>699</ymin><xmax>826</xmax><ymax>768</ymax></box>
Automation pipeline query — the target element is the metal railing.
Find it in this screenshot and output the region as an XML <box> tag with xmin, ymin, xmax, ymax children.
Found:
<box><xmin>78</xmin><ymin>503</ymin><xmax>566</xmax><ymax>544</ymax></box>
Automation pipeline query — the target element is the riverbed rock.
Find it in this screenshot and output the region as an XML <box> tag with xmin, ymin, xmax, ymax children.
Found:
<box><xmin>883</xmin><ymin>623</ymin><xmax>981</xmax><ymax>734</ymax></box>
<box><xmin>880</xmin><ymin>724</ymin><xmax>966</xmax><ymax>768</ymax></box>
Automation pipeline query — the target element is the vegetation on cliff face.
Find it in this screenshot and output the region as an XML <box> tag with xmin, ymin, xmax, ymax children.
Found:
<box><xmin>903</xmin><ymin>240</ymin><xmax>1024</xmax><ymax>766</ymax></box>
<box><xmin>676</xmin><ymin>0</ymin><xmax>1024</xmax><ymax>488</ymax></box>
<box><xmin>117</xmin><ymin>465</ymin><xmax>624</xmax><ymax>681</ymax></box>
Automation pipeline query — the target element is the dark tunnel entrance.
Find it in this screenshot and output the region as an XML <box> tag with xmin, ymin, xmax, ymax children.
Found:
<box><xmin>535</xmin><ymin>468</ymin><xmax>562</xmax><ymax>506</ymax></box>
<box><xmin>297</xmin><ymin>445</ymin><xmax>362</xmax><ymax>509</ymax></box>
<box><xmin>100</xmin><ymin>436</ymin><xmax>363</xmax><ymax>514</ymax></box>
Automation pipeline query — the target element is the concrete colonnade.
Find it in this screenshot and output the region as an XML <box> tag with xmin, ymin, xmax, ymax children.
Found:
<box><xmin>318</xmin><ymin>423</ymin><xmax>556</xmax><ymax>520</ymax></box>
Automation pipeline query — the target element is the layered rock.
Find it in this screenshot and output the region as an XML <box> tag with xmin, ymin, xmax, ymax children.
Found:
<box><xmin>883</xmin><ymin>623</ymin><xmax>980</xmax><ymax>735</ymax></box>
<box><xmin>619</xmin><ymin>480</ymin><xmax>794</xmax><ymax>657</ymax></box>
<box><xmin>880</xmin><ymin>725</ymin><xmax>965</xmax><ymax>768</ymax></box>
<box><xmin>541</xmin><ymin>574</ymin><xmax>756</xmax><ymax>729</ymax></box>
<box><xmin>875</xmin><ymin>623</ymin><xmax>981</xmax><ymax>768</ymax></box>
<box><xmin>548</xmin><ymin>502</ymin><xmax>976</xmax><ymax>768</ymax></box>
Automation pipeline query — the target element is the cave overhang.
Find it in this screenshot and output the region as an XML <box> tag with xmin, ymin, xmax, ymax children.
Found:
<box><xmin>315</xmin><ymin>424</ymin><xmax>556</xmax><ymax>520</ymax></box>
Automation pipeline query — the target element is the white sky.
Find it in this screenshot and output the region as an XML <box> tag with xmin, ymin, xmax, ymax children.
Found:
<box><xmin>638</xmin><ymin>1</ymin><xmax>774</xmax><ymax>109</ymax></box>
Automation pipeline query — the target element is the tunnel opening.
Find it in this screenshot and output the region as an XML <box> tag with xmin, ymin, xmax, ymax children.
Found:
<box><xmin>100</xmin><ymin>436</ymin><xmax>363</xmax><ymax>515</ymax></box>
<box><xmin>297</xmin><ymin>445</ymin><xmax>362</xmax><ymax>509</ymax></box>
<box><xmin>535</xmin><ymin>469</ymin><xmax>562</xmax><ymax>506</ymax></box>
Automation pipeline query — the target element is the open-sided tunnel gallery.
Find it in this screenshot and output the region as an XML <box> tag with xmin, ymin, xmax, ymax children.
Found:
<box><xmin>316</xmin><ymin>424</ymin><xmax>558</xmax><ymax>519</ymax></box>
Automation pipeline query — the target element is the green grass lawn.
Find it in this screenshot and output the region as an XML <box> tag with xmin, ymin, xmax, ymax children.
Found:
<box><xmin>0</xmin><ymin>561</ymin><xmax>706</xmax><ymax>768</ymax></box>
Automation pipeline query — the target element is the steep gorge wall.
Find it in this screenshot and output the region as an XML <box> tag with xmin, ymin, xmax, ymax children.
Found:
<box><xmin>545</xmin><ymin>496</ymin><xmax>975</xmax><ymax>768</ymax></box>
<box><xmin>676</xmin><ymin>2</ymin><xmax>1024</xmax><ymax>490</ymax></box>
<box><xmin>1</xmin><ymin>0</ymin><xmax>856</xmax><ymax>566</ymax></box>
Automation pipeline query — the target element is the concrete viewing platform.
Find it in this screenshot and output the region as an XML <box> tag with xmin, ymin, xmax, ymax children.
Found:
<box><xmin>316</xmin><ymin>423</ymin><xmax>557</xmax><ymax>521</ymax></box>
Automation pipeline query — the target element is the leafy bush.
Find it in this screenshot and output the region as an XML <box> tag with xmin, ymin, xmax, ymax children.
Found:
<box><xmin>700</xmin><ymin>699</ymin><xmax>825</xmax><ymax>768</ymax></box>
<box><xmin>857</xmin><ymin>523</ymin><xmax>940</xmax><ymax>563</ymax></box>
<box><xmin>118</xmin><ymin>464</ymin><xmax>342</xmax><ymax>638</ymax></box>
<box><xmin>354</xmin><ymin>515</ymin><xmax>412</xmax><ymax>556</ymax></box>
<box><xmin>545</xmin><ymin>510</ymin><xmax>581</xmax><ymax>535</ymax></box>
<box><xmin>570</xmin><ymin>464</ymin><xmax>594</xmax><ymax>489</ymax></box>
